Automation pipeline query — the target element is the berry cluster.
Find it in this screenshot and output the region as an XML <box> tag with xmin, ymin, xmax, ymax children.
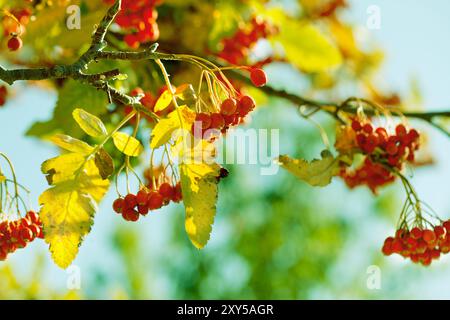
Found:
<box><xmin>382</xmin><ymin>221</ymin><xmax>450</xmax><ymax>266</ymax></box>
<box><xmin>351</xmin><ymin>121</ymin><xmax>420</xmax><ymax>166</ymax></box>
<box><xmin>218</xmin><ymin>17</ymin><xmax>277</xmax><ymax>65</ymax></box>
<box><xmin>104</xmin><ymin>0</ymin><xmax>162</xmax><ymax>49</ymax></box>
<box><xmin>340</xmin><ymin>120</ymin><xmax>420</xmax><ymax>193</ymax></box>
<box><xmin>2</xmin><ymin>7</ymin><xmax>31</xmax><ymax>52</ymax></box>
<box><xmin>340</xmin><ymin>158</ymin><xmax>395</xmax><ymax>194</ymax></box>
<box><xmin>112</xmin><ymin>182</ymin><xmax>182</xmax><ymax>222</ymax></box>
<box><xmin>193</xmin><ymin>94</ymin><xmax>256</xmax><ymax>138</ymax></box>
<box><xmin>0</xmin><ymin>85</ymin><xmax>8</xmax><ymax>106</ymax></box>
<box><xmin>0</xmin><ymin>211</ymin><xmax>44</xmax><ymax>261</ymax></box>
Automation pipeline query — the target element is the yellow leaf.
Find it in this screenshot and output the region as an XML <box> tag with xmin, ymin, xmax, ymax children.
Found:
<box><xmin>180</xmin><ymin>161</ymin><xmax>220</xmax><ymax>249</ymax></box>
<box><xmin>278</xmin><ymin>150</ymin><xmax>340</xmax><ymax>187</ymax></box>
<box><xmin>150</xmin><ymin>105</ymin><xmax>196</xmax><ymax>149</ymax></box>
<box><xmin>49</xmin><ymin>134</ymin><xmax>94</xmax><ymax>155</ymax></box>
<box><xmin>39</xmin><ymin>154</ymin><xmax>109</xmax><ymax>268</ymax></box>
<box><xmin>154</xmin><ymin>90</ymin><xmax>173</xmax><ymax>112</ymax></box>
<box><xmin>273</xmin><ymin>19</ymin><xmax>342</xmax><ymax>73</ymax></box>
<box><xmin>73</xmin><ymin>108</ymin><xmax>107</xmax><ymax>138</ymax></box>
<box><xmin>0</xmin><ymin>174</ymin><xmax>5</xmax><ymax>183</ymax></box>
<box><xmin>112</xmin><ymin>132</ymin><xmax>144</xmax><ymax>157</ymax></box>
<box><xmin>172</xmin><ymin>135</ymin><xmax>217</xmax><ymax>165</ymax></box>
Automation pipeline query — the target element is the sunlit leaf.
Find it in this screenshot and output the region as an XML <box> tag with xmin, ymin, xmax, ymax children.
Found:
<box><xmin>180</xmin><ymin>161</ymin><xmax>221</xmax><ymax>249</ymax></box>
<box><xmin>112</xmin><ymin>132</ymin><xmax>144</xmax><ymax>157</ymax></box>
<box><xmin>278</xmin><ymin>150</ymin><xmax>340</xmax><ymax>187</ymax></box>
<box><xmin>49</xmin><ymin>134</ymin><xmax>94</xmax><ymax>155</ymax></box>
<box><xmin>150</xmin><ymin>105</ymin><xmax>196</xmax><ymax>149</ymax></box>
<box><xmin>154</xmin><ymin>90</ymin><xmax>173</xmax><ymax>112</ymax></box>
<box><xmin>272</xmin><ymin>18</ymin><xmax>342</xmax><ymax>72</ymax></box>
<box><xmin>39</xmin><ymin>153</ymin><xmax>109</xmax><ymax>269</ymax></box>
<box><xmin>73</xmin><ymin>108</ymin><xmax>108</xmax><ymax>138</ymax></box>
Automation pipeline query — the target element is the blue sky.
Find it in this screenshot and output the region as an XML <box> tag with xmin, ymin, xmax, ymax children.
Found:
<box><xmin>1</xmin><ymin>0</ymin><xmax>450</xmax><ymax>298</ymax></box>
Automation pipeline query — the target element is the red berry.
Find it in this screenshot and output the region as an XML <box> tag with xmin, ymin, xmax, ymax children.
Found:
<box><xmin>237</xmin><ymin>95</ymin><xmax>255</xmax><ymax>116</ymax></box>
<box><xmin>362</xmin><ymin>123</ymin><xmax>373</xmax><ymax>134</ymax></box>
<box><xmin>443</xmin><ymin>220</ymin><xmax>450</xmax><ymax>232</ymax></box>
<box><xmin>137</xmin><ymin>204</ymin><xmax>149</xmax><ymax>216</ymax></box>
<box><xmin>172</xmin><ymin>183</ymin><xmax>183</xmax><ymax>203</ymax></box>
<box><xmin>136</xmin><ymin>190</ymin><xmax>148</xmax><ymax>205</ymax></box>
<box><xmin>7</xmin><ymin>36</ymin><xmax>23</xmax><ymax>51</ymax></box>
<box><xmin>407</xmin><ymin>129</ymin><xmax>420</xmax><ymax>141</ymax></box>
<box><xmin>29</xmin><ymin>224</ymin><xmax>40</xmax><ymax>238</ymax></box>
<box><xmin>351</xmin><ymin>120</ymin><xmax>362</xmax><ymax>131</ymax></box>
<box><xmin>209</xmin><ymin>113</ymin><xmax>225</xmax><ymax>129</ymax></box>
<box><xmin>385</xmin><ymin>142</ymin><xmax>398</xmax><ymax>156</ymax></box>
<box><xmin>250</xmin><ymin>68</ymin><xmax>267</xmax><ymax>87</ymax></box>
<box><xmin>423</xmin><ymin>230</ymin><xmax>436</xmax><ymax>244</ymax></box>
<box><xmin>123</xmin><ymin>209</ymin><xmax>140</xmax><ymax>222</ymax></box>
<box><xmin>147</xmin><ymin>192</ymin><xmax>164</xmax><ymax>210</ymax></box>
<box><xmin>395</xmin><ymin>124</ymin><xmax>407</xmax><ymax>137</ymax></box>
<box><xmin>113</xmin><ymin>198</ymin><xmax>125</xmax><ymax>213</ymax></box>
<box><xmin>220</xmin><ymin>98</ymin><xmax>237</xmax><ymax>116</ymax></box>
<box><xmin>196</xmin><ymin>113</ymin><xmax>212</xmax><ymax>129</ymax></box>
<box><xmin>410</xmin><ymin>227</ymin><xmax>423</xmax><ymax>240</ymax></box>
<box><xmin>159</xmin><ymin>183</ymin><xmax>174</xmax><ymax>200</ymax></box>
<box><xmin>124</xmin><ymin>194</ymin><xmax>138</xmax><ymax>208</ymax></box>
<box><xmin>434</xmin><ymin>226</ymin><xmax>445</xmax><ymax>239</ymax></box>
<box><xmin>19</xmin><ymin>228</ymin><xmax>34</xmax><ymax>242</ymax></box>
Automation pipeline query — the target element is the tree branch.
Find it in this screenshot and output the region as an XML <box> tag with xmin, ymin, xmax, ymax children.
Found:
<box><xmin>0</xmin><ymin>0</ymin><xmax>449</xmax><ymax>138</ymax></box>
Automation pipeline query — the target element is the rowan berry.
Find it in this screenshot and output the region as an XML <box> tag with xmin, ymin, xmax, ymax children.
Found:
<box><xmin>250</xmin><ymin>68</ymin><xmax>267</xmax><ymax>87</ymax></box>
<box><xmin>410</xmin><ymin>227</ymin><xmax>423</xmax><ymax>240</ymax></box>
<box><xmin>136</xmin><ymin>190</ymin><xmax>148</xmax><ymax>206</ymax></box>
<box><xmin>196</xmin><ymin>113</ymin><xmax>212</xmax><ymax>129</ymax></box>
<box><xmin>159</xmin><ymin>183</ymin><xmax>174</xmax><ymax>200</ymax></box>
<box><xmin>147</xmin><ymin>192</ymin><xmax>164</xmax><ymax>210</ymax></box>
<box><xmin>210</xmin><ymin>113</ymin><xmax>225</xmax><ymax>129</ymax></box>
<box><xmin>113</xmin><ymin>198</ymin><xmax>125</xmax><ymax>213</ymax></box>
<box><xmin>220</xmin><ymin>99</ymin><xmax>237</xmax><ymax>116</ymax></box>
<box><xmin>238</xmin><ymin>95</ymin><xmax>255</xmax><ymax>116</ymax></box>
<box><xmin>395</xmin><ymin>124</ymin><xmax>407</xmax><ymax>137</ymax></box>
<box><xmin>7</xmin><ymin>36</ymin><xmax>22</xmax><ymax>51</ymax></box>
<box><xmin>124</xmin><ymin>194</ymin><xmax>138</xmax><ymax>209</ymax></box>
<box><xmin>422</xmin><ymin>230</ymin><xmax>436</xmax><ymax>244</ymax></box>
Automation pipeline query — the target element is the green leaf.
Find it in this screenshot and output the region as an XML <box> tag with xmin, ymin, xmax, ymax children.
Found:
<box><xmin>278</xmin><ymin>150</ymin><xmax>340</xmax><ymax>187</ymax></box>
<box><xmin>180</xmin><ymin>161</ymin><xmax>221</xmax><ymax>249</ymax></box>
<box><xmin>49</xmin><ymin>134</ymin><xmax>94</xmax><ymax>155</ymax></box>
<box><xmin>273</xmin><ymin>19</ymin><xmax>342</xmax><ymax>73</ymax></box>
<box><xmin>150</xmin><ymin>105</ymin><xmax>196</xmax><ymax>149</ymax></box>
<box><xmin>73</xmin><ymin>108</ymin><xmax>108</xmax><ymax>138</ymax></box>
<box><xmin>112</xmin><ymin>132</ymin><xmax>144</xmax><ymax>157</ymax></box>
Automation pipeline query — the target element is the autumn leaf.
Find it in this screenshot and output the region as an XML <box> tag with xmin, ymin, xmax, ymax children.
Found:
<box><xmin>150</xmin><ymin>105</ymin><xmax>196</xmax><ymax>149</ymax></box>
<box><xmin>73</xmin><ymin>108</ymin><xmax>108</xmax><ymax>138</ymax></box>
<box><xmin>272</xmin><ymin>18</ymin><xmax>342</xmax><ymax>72</ymax></box>
<box><xmin>278</xmin><ymin>150</ymin><xmax>340</xmax><ymax>187</ymax></box>
<box><xmin>39</xmin><ymin>153</ymin><xmax>109</xmax><ymax>269</ymax></box>
<box><xmin>180</xmin><ymin>161</ymin><xmax>221</xmax><ymax>249</ymax></box>
<box><xmin>154</xmin><ymin>89</ymin><xmax>173</xmax><ymax>112</ymax></box>
<box><xmin>49</xmin><ymin>134</ymin><xmax>94</xmax><ymax>155</ymax></box>
<box><xmin>94</xmin><ymin>148</ymin><xmax>114</xmax><ymax>179</ymax></box>
<box><xmin>112</xmin><ymin>132</ymin><xmax>144</xmax><ymax>157</ymax></box>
